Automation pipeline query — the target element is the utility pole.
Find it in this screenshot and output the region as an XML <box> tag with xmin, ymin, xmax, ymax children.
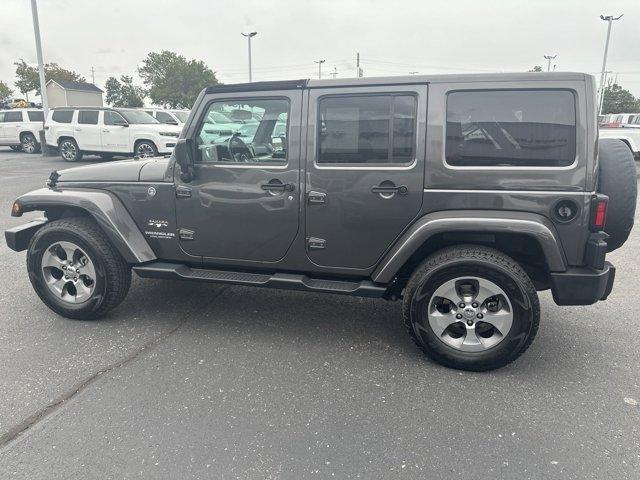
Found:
<box><xmin>315</xmin><ymin>59</ymin><xmax>325</xmax><ymax>79</ymax></box>
<box><xmin>543</xmin><ymin>55</ymin><xmax>557</xmax><ymax>72</ymax></box>
<box><xmin>91</xmin><ymin>66</ymin><xmax>96</xmax><ymax>84</ymax></box>
<box><xmin>598</xmin><ymin>14</ymin><xmax>623</xmax><ymax>114</ymax></box>
<box><xmin>241</xmin><ymin>31</ymin><xmax>257</xmax><ymax>82</ymax></box>
<box><xmin>30</xmin><ymin>0</ymin><xmax>48</xmax><ymax>117</ymax></box>
<box><xmin>356</xmin><ymin>52</ymin><xmax>363</xmax><ymax>78</ymax></box>
<box><xmin>30</xmin><ymin>0</ymin><xmax>54</xmax><ymax>156</ymax></box>
<box><xmin>330</xmin><ymin>67</ymin><xmax>338</xmax><ymax>79</ymax></box>
<box><xmin>599</xmin><ymin>71</ymin><xmax>612</xmax><ymax>115</ymax></box>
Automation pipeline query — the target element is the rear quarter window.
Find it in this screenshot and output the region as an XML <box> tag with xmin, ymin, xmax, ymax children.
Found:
<box><xmin>445</xmin><ymin>90</ymin><xmax>576</xmax><ymax>168</ymax></box>
<box><xmin>52</xmin><ymin>110</ymin><xmax>74</xmax><ymax>123</ymax></box>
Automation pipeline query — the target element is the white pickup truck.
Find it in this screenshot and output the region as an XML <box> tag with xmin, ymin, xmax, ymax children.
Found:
<box><xmin>600</xmin><ymin>118</ymin><xmax>640</xmax><ymax>159</ymax></box>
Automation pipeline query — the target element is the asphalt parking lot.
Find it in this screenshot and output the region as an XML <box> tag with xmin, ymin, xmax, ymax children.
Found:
<box><xmin>0</xmin><ymin>147</ymin><xmax>638</xmax><ymax>479</ymax></box>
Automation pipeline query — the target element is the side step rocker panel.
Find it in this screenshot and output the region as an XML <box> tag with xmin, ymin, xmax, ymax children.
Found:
<box><xmin>133</xmin><ymin>262</ymin><xmax>387</xmax><ymax>298</ymax></box>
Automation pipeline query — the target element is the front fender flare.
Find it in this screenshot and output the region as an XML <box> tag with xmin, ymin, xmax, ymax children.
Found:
<box><xmin>13</xmin><ymin>188</ymin><xmax>156</xmax><ymax>264</ymax></box>
<box><xmin>372</xmin><ymin>210</ymin><xmax>567</xmax><ymax>284</ymax></box>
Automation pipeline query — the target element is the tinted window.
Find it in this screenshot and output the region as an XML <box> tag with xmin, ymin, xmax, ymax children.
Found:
<box><xmin>78</xmin><ymin>110</ymin><xmax>99</xmax><ymax>125</ymax></box>
<box><xmin>117</xmin><ymin>110</ymin><xmax>158</xmax><ymax>124</ymax></box>
<box><xmin>196</xmin><ymin>98</ymin><xmax>289</xmax><ymax>164</ymax></box>
<box><xmin>104</xmin><ymin>111</ymin><xmax>126</xmax><ymax>126</ymax></box>
<box><xmin>156</xmin><ymin>111</ymin><xmax>175</xmax><ymax>123</ymax></box>
<box><xmin>4</xmin><ymin>111</ymin><xmax>23</xmax><ymax>122</ymax></box>
<box><xmin>27</xmin><ymin>111</ymin><xmax>44</xmax><ymax>122</ymax></box>
<box><xmin>52</xmin><ymin>110</ymin><xmax>74</xmax><ymax>123</ymax></box>
<box><xmin>318</xmin><ymin>95</ymin><xmax>416</xmax><ymax>164</ymax></box>
<box><xmin>445</xmin><ymin>90</ymin><xmax>576</xmax><ymax>167</ymax></box>
<box><xmin>0</xmin><ymin>112</ymin><xmax>5</xmax><ymax>122</ymax></box>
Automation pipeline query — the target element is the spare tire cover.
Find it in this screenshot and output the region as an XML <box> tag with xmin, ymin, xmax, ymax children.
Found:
<box><xmin>598</xmin><ymin>138</ymin><xmax>637</xmax><ymax>252</ymax></box>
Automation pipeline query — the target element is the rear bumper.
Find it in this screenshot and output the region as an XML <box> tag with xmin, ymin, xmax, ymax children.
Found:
<box><xmin>550</xmin><ymin>262</ymin><xmax>615</xmax><ymax>306</ymax></box>
<box><xmin>4</xmin><ymin>219</ymin><xmax>47</xmax><ymax>252</ymax></box>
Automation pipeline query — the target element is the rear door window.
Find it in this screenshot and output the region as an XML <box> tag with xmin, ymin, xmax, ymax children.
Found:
<box><xmin>78</xmin><ymin>110</ymin><xmax>99</xmax><ymax>125</ymax></box>
<box><xmin>317</xmin><ymin>94</ymin><xmax>416</xmax><ymax>165</ymax></box>
<box><xmin>445</xmin><ymin>90</ymin><xmax>576</xmax><ymax>167</ymax></box>
<box><xmin>52</xmin><ymin>110</ymin><xmax>74</xmax><ymax>123</ymax></box>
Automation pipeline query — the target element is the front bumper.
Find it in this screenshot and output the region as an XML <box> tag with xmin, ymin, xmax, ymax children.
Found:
<box><xmin>550</xmin><ymin>262</ymin><xmax>615</xmax><ymax>306</ymax></box>
<box><xmin>5</xmin><ymin>218</ymin><xmax>47</xmax><ymax>252</ymax></box>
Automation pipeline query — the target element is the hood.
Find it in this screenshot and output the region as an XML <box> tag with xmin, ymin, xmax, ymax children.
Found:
<box><xmin>53</xmin><ymin>158</ymin><xmax>161</xmax><ymax>183</ymax></box>
<box><xmin>137</xmin><ymin>122</ymin><xmax>183</xmax><ymax>134</ymax></box>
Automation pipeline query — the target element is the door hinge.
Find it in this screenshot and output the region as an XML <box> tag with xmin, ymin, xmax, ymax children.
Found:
<box><xmin>307</xmin><ymin>191</ymin><xmax>326</xmax><ymax>204</ymax></box>
<box><xmin>176</xmin><ymin>186</ymin><xmax>192</xmax><ymax>198</ymax></box>
<box><xmin>307</xmin><ymin>237</ymin><xmax>326</xmax><ymax>250</ymax></box>
<box><xmin>179</xmin><ymin>228</ymin><xmax>195</xmax><ymax>241</ymax></box>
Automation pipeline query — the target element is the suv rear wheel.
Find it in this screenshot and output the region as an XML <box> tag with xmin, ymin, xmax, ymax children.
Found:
<box><xmin>27</xmin><ymin>217</ymin><xmax>131</xmax><ymax>320</ymax></box>
<box><xmin>59</xmin><ymin>138</ymin><xmax>83</xmax><ymax>162</ymax></box>
<box><xmin>402</xmin><ymin>245</ymin><xmax>540</xmax><ymax>371</ymax></box>
<box><xmin>21</xmin><ymin>132</ymin><xmax>41</xmax><ymax>154</ymax></box>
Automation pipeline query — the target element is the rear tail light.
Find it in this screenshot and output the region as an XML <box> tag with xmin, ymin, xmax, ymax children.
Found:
<box><xmin>590</xmin><ymin>195</ymin><xmax>608</xmax><ymax>231</ymax></box>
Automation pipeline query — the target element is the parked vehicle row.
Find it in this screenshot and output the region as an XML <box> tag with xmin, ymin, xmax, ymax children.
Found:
<box><xmin>44</xmin><ymin>107</ymin><xmax>182</xmax><ymax>162</ymax></box>
<box><xmin>0</xmin><ymin>109</ymin><xmax>44</xmax><ymax>153</ymax></box>
<box><xmin>599</xmin><ymin>112</ymin><xmax>640</xmax><ymax>159</ymax></box>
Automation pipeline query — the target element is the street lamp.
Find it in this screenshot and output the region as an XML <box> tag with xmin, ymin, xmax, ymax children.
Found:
<box><xmin>543</xmin><ymin>54</ymin><xmax>557</xmax><ymax>72</ymax></box>
<box><xmin>241</xmin><ymin>31</ymin><xmax>257</xmax><ymax>82</ymax></box>
<box><xmin>598</xmin><ymin>14</ymin><xmax>623</xmax><ymax>114</ymax></box>
<box><xmin>314</xmin><ymin>59</ymin><xmax>325</xmax><ymax>79</ymax></box>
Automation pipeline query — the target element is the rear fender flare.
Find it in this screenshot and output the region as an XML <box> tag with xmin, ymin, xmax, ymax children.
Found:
<box><xmin>372</xmin><ymin>210</ymin><xmax>567</xmax><ymax>284</ymax></box>
<box><xmin>13</xmin><ymin>188</ymin><xmax>156</xmax><ymax>264</ymax></box>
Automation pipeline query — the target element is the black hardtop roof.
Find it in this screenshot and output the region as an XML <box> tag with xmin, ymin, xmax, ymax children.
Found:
<box><xmin>202</xmin><ymin>72</ymin><xmax>592</xmax><ymax>94</ymax></box>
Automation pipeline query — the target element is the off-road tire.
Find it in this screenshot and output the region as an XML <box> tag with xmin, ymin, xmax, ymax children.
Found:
<box><xmin>402</xmin><ymin>245</ymin><xmax>540</xmax><ymax>371</ymax></box>
<box><xmin>59</xmin><ymin>138</ymin><xmax>83</xmax><ymax>162</ymax></box>
<box><xmin>27</xmin><ymin>217</ymin><xmax>131</xmax><ymax>320</ymax></box>
<box><xmin>598</xmin><ymin>139</ymin><xmax>637</xmax><ymax>252</ymax></box>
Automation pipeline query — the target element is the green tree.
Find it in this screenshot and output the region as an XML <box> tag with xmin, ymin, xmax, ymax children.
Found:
<box><xmin>105</xmin><ymin>75</ymin><xmax>146</xmax><ymax>107</ymax></box>
<box><xmin>601</xmin><ymin>83</ymin><xmax>640</xmax><ymax>114</ymax></box>
<box><xmin>528</xmin><ymin>65</ymin><xmax>543</xmax><ymax>72</ymax></box>
<box><xmin>138</xmin><ymin>51</ymin><xmax>219</xmax><ymax>109</ymax></box>
<box><xmin>14</xmin><ymin>59</ymin><xmax>86</xmax><ymax>98</ymax></box>
<box><xmin>0</xmin><ymin>80</ymin><xmax>12</xmax><ymax>102</ymax></box>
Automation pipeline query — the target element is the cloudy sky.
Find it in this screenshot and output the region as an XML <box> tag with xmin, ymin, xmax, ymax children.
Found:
<box><xmin>1</xmin><ymin>0</ymin><xmax>639</xmax><ymax>101</ymax></box>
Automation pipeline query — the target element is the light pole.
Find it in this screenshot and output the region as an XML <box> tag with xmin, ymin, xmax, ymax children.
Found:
<box><xmin>30</xmin><ymin>0</ymin><xmax>48</xmax><ymax>117</ymax></box>
<box><xmin>598</xmin><ymin>14</ymin><xmax>623</xmax><ymax>114</ymax></box>
<box><xmin>315</xmin><ymin>59</ymin><xmax>325</xmax><ymax>79</ymax></box>
<box><xmin>241</xmin><ymin>31</ymin><xmax>257</xmax><ymax>82</ymax></box>
<box><xmin>543</xmin><ymin>55</ymin><xmax>557</xmax><ymax>72</ymax></box>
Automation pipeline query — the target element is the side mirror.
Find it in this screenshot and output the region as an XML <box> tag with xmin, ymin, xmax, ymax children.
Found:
<box><xmin>113</xmin><ymin>120</ymin><xmax>129</xmax><ymax>127</ymax></box>
<box><xmin>166</xmin><ymin>120</ymin><xmax>179</xmax><ymax>126</ymax></box>
<box><xmin>174</xmin><ymin>138</ymin><xmax>195</xmax><ymax>182</ymax></box>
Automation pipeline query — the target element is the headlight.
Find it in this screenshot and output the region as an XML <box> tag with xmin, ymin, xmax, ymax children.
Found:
<box><xmin>160</xmin><ymin>132</ymin><xmax>179</xmax><ymax>137</ymax></box>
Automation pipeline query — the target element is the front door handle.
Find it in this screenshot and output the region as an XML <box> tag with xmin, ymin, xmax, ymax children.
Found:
<box><xmin>260</xmin><ymin>181</ymin><xmax>295</xmax><ymax>193</ymax></box>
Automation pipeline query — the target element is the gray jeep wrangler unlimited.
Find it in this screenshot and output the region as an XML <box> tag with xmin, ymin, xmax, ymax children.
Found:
<box><xmin>5</xmin><ymin>73</ymin><xmax>637</xmax><ymax>371</ymax></box>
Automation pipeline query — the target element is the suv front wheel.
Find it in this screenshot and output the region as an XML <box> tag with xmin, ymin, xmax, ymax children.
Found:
<box><xmin>402</xmin><ymin>245</ymin><xmax>540</xmax><ymax>371</ymax></box>
<box><xmin>135</xmin><ymin>140</ymin><xmax>158</xmax><ymax>158</ymax></box>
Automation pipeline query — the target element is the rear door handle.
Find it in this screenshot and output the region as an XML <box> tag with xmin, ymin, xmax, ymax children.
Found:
<box><xmin>371</xmin><ymin>184</ymin><xmax>408</xmax><ymax>196</ymax></box>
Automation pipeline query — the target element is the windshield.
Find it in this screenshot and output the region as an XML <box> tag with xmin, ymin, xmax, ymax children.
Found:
<box><xmin>117</xmin><ymin>110</ymin><xmax>159</xmax><ymax>124</ymax></box>
<box><xmin>173</xmin><ymin>111</ymin><xmax>189</xmax><ymax>123</ymax></box>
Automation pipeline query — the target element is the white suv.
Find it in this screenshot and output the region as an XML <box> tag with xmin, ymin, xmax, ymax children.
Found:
<box><xmin>44</xmin><ymin>107</ymin><xmax>182</xmax><ymax>162</ymax></box>
<box><xmin>0</xmin><ymin>109</ymin><xmax>44</xmax><ymax>153</ymax></box>
<box><xmin>144</xmin><ymin>108</ymin><xmax>190</xmax><ymax>125</ymax></box>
